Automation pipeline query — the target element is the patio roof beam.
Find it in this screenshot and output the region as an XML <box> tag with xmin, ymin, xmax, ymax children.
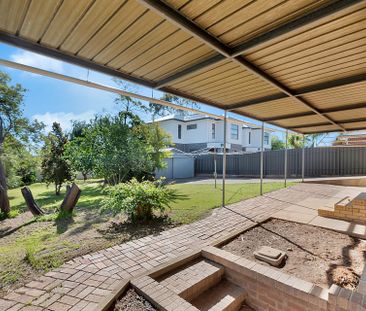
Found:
<box><xmin>136</xmin><ymin>0</ymin><xmax>231</xmax><ymax>57</ymax></box>
<box><xmin>227</xmin><ymin>74</ymin><xmax>366</xmax><ymax>110</ymax></box>
<box><xmin>232</xmin><ymin>56</ymin><xmax>345</xmax><ymax>131</ymax></box>
<box><xmin>140</xmin><ymin>0</ymin><xmax>345</xmax><ymax>131</ymax></box>
<box><xmin>230</xmin><ymin>0</ymin><xmax>364</xmax><ymax>57</ymax></box>
<box><xmin>0</xmin><ymin>32</ymin><xmax>156</xmax><ymax>89</ymax></box>
<box><xmin>265</xmin><ymin>102</ymin><xmax>366</xmax><ymax>122</ymax></box>
<box><xmin>154</xmin><ymin>0</ymin><xmax>363</xmax><ymax>88</ymax></box>
<box><xmin>1</xmin><ymin>58</ymin><xmax>289</xmax><ymax>134</ymax></box>
<box><xmin>289</xmin><ymin>117</ymin><xmax>366</xmax><ymax>130</ymax></box>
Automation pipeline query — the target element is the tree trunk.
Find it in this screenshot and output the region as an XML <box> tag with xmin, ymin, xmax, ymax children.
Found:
<box><xmin>0</xmin><ymin>159</ymin><xmax>10</xmax><ymax>215</ymax></box>
<box><xmin>55</xmin><ymin>183</ymin><xmax>61</xmax><ymax>195</ymax></box>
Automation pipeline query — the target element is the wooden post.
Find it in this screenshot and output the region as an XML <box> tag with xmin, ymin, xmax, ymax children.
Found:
<box><xmin>21</xmin><ymin>187</ymin><xmax>45</xmax><ymax>216</ymax></box>
<box><xmin>60</xmin><ymin>183</ymin><xmax>81</xmax><ymax>213</ymax></box>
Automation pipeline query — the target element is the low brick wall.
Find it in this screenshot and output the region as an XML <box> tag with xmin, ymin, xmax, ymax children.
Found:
<box><xmin>202</xmin><ymin>246</ymin><xmax>366</xmax><ymax>311</ymax></box>
<box><xmin>319</xmin><ymin>194</ymin><xmax>366</xmax><ymax>224</ymax></box>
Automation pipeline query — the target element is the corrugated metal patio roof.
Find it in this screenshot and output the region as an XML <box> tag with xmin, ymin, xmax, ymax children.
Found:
<box><xmin>0</xmin><ymin>0</ymin><xmax>365</xmax><ymax>134</ymax></box>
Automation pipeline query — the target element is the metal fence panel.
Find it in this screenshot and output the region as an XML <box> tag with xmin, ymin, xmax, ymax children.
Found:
<box><xmin>195</xmin><ymin>147</ymin><xmax>366</xmax><ymax>177</ymax></box>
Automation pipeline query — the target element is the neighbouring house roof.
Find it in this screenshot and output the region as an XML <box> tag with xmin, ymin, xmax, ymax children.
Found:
<box><xmin>151</xmin><ymin>113</ymin><xmax>221</xmax><ymax>123</ymax></box>
<box><xmin>151</xmin><ymin>113</ymin><xmax>254</xmax><ymax>128</ymax></box>
<box><xmin>333</xmin><ymin>131</ymin><xmax>366</xmax><ymax>146</ymax></box>
<box><xmin>1</xmin><ymin>0</ymin><xmax>365</xmax><ymax>134</ymax></box>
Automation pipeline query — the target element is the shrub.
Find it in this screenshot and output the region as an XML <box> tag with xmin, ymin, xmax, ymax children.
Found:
<box><xmin>101</xmin><ymin>178</ymin><xmax>179</xmax><ymax>222</ymax></box>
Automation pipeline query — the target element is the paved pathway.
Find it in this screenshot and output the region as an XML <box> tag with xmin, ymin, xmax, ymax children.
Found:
<box><xmin>1</xmin><ymin>183</ymin><xmax>365</xmax><ymax>311</ymax></box>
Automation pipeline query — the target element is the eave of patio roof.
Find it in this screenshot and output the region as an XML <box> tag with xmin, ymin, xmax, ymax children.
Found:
<box><xmin>0</xmin><ymin>0</ymin><xmax>365</xmax><ymax>134</ymax></box>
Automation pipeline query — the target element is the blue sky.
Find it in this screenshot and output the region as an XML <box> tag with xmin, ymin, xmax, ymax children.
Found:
<box><xmin>0</xmin><ymin>43</ymin><xmax>338</xmax><ymax>144</ymax></box>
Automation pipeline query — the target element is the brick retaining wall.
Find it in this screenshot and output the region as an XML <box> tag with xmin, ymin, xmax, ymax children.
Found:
<box><xmin>202</xmin><ymin>246</ymin><xmax>366</xmax><ymax>311</ymax></box>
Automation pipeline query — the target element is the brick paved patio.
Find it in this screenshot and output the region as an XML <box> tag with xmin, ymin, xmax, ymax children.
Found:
<box><xmin>1</xmin><ymin>183</ymin><xmax>365</xmax><ymax>311</ymax></box>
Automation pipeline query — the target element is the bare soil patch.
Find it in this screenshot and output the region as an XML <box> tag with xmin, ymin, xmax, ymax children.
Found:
<box><xmin>222</xmin><ymin>219</ymin><xmax>366</xmax><ymax>289</ymax></box>
<box><xmin>114</xmin><ymin>288</ymin><xmax>156</xmax><ymax>311</ymax></box>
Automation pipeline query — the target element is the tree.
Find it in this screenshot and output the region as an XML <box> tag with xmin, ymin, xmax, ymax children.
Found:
<box><xmin>73</xmin><ymin>112</ymin><xmax>171</xmax><ymax>185</ymax></box>
<box><xmin>41</xmin><ymin>122</ymin><xmax>74</xmax><ymax>195</ymax></box>
<box><xmin>271</xmin><ymin>136</ymin><xmax>285</xmax><ymax>150</ymax></box>
<box><xmin>114</xmin><ymin>79</ymin><xmax>148</xmax><ymax>124</ymax></box>
<box><xmin>2</xmin><ymin>136</ymin><xmax>40</xmax><ymax>188</ymax></box>
<box><xmin>136</xmin><ymin>123</ymin><xmax>172</xmax><ymax>170</ymax></box>
<box><xmin>149</xmin><ymin>94</ymin><xmax>201</xmax><ymax>120</ymax></box>
<box><xmin>288</xmin><ymin>134</ymin><xmax>305</xmax><ymax>149</ymax></box>
<box><xmin>0</xmin><ymin>72</ymin><xmax>44</xmax><ymax>215</ymax></box>
<box><xmin>65</xmin><ymin>121</ymin><xmax>93</xmax><ymax>181</ymax></box>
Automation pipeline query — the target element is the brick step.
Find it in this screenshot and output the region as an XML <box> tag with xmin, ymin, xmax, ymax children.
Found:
<box><xmin>334</xmin><ymin>196</ymin><xmax>352</xmax><ymax>211</ymax></box>
<box><xmin>190</xmin><ymin>279</ymin><xmax>246</xmax><ymax>311</ymax></box>
<box><xmin>158</xmin><ymin>259</ymin><xmax>224</xmax><ymax>301</ymax></box>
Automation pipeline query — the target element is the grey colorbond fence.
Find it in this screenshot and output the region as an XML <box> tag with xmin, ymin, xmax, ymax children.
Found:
<box><xmin>195</xmin><ymin>147</ymin><xmax>366</xmax><ymax>177</ymax></box>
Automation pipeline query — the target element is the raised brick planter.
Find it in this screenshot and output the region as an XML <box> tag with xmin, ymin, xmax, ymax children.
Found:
<box><xmin>202</xmin><ymin>246</ymin><xmax>366</xmax><ymax>311</ymax></box>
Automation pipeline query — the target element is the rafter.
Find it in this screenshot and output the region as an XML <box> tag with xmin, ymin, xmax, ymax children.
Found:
<box><xmin>154</xmin><ymin>0</ymin><xmax>363</xmax><ymax>88</ymax></box>
<box><xmin>288</xmin><ymin>117</ymin><xmax>366</xmax><ymax>130</ymax></box>
<box><xmin>227</xmin><ymin>74</ymin><xmax>366</xmax><ymax>110</ymax></box>
<box><xmin>265</xmin><ymin>102</ymin><xmax>366</xmax><ymax>123</ymax></box>
<box><xmin>140</xmin><ymin>0</ymin><xmax>346</xmax><ymax>131</ymax></box>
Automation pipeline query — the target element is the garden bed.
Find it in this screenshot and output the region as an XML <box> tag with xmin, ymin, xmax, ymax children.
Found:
<box><xmin>113</xmin><ymin>288</ymin><xmax>157</xmax><ymax>311</ymax></box>
<box><xmin>221</xmin><ymin>219</ymin><xmax>366</xmax><ymax>289</ymax></box>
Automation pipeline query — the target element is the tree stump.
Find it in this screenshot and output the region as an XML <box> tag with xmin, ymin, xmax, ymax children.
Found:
<box><xmin>60</xmin><ymin>183</ymin><xmax>81</xmax><ymax>213</ymax></box>
<box><xmin>21</xmin><ymin>187</ymin><xmax>45</xmax><ymax>216</ymax></box>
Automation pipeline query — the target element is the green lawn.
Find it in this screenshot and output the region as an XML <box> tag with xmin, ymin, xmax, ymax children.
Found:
<box><xmin>7</xmin><ymin>181</ymin><xmax>105</xmax><ymax>218</ymax></box>
<box><xmin>169</xmin><ymin>182</ymin><xmax>294</xmax><ymax>223</ymax></box>
<box><xmin>8</xmin><ymin>180</ymin><xmax>293</xmax><ymax>223</ymax></box>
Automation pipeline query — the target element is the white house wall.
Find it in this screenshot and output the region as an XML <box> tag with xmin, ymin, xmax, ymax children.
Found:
<box><xmin>157</xmin><ymin>117</ymin><xmax>270</xmax><ymax>152</ymax></box>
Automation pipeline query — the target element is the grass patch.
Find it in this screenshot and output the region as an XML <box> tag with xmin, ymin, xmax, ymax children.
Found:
<box><xmin>7</xmin><ymin>180</ymin><xmax>105</xmax><ymax>218</ymax></box>
<box><xmin>7</xmin><ymin>180</ymin><xmax>293</xmax><ymax>224</ymax></box>
<box><xmin>169</xmin><ymin>182</ymin><xmax>295</xmax><ymax>223</ymax></box>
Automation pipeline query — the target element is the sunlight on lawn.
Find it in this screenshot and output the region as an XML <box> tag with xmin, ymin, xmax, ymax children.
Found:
<box><xmin>169</xmin><ymin>182</ymin><xmax>294</xmax><ymax>223</ymax></box>
<box><xmin>8</xmin><ymin>180</ymin><xmax>294</xmax><ymax>224</ymax></box>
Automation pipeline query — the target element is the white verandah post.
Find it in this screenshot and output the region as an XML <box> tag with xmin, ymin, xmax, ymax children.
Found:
<box><xmin>284</xmin><ymin>129</ymin><xmax>288</xmax><ymax>187</ymax></box>
<box><xmin>222</xmin><ymin>110</ymin><xmax>227</xmax><ymax>207</ymax></box>
<box><xmin>260</xmin><ymin>121</ymin><xmax>264</xmax><ymax>195</ymax></box>
<box><xmin>302</xmin><ymin>134</ymin><xmax>305</xmax><ymax>182</ymax></box>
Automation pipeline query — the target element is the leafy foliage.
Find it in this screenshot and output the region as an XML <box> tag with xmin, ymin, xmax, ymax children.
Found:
<box><xmin>72</xmin><ymin>112</ymin><xmax>171</xmax><ymax>184</ymax></box>
<box><xmin>0</xmin><ymin>71</ymin><xmax>44</xmax><ymax>215</ymax></box>
<box><xmin>41</xmin><ymin>122</ymin><xmax>74</xmax><ymax>195</ymax></box>
<box><xmin>271</xmin><ymin>136</ymin><xmax>285</xmax><ymax>150</ymax></box>
<box><xmin>101</xmin><ymin>178</ymin><xmax>180</xmax><ymax>222</ymax></box>
<box><xmin>149</xmin><ymin>93</ymin><xmax>201</xmax><ymax>120</ymax></box>
<box><xmin>2</xmin><ymin>136</ymin><xmax>40</xmax><ymax>188</ymax></box>
<box><xmin>65</xmin><ymin>121</ymin><xmax>93</xmax><ymax>181</ymax></box>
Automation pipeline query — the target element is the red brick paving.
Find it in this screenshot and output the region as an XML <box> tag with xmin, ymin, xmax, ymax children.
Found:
<box><xmin>0</xmin><ymin>183</ymin><xmax>363</xmax><ymax>310</ymax></box>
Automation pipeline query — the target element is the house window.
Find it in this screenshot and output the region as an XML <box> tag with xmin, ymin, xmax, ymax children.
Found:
<box><xmin>212</xmin><ymin>123</ymin><xmax>215</xmax><ymax>139</ymax></box>
<box><xmin>248</xmin><ymin>132</ymin><xmax>251</xmax><ymax>144</ymax></box>
<box><xmin>264</xmin><ymin>133</ymin><xmax>269</xmax><ymax>145</ymax></box>
<box><xmin>187</xmin><ymin>124</ymin><xmax>197</xmax><ymax>130</ymax></box>
<box><xmin>178</xmin><ymin>124</ymin><xmax>182</xmax><ymax>139</ymax></box>
<box><xmin>230</xmin><ymin>124</ymin><xmax>239</xmax><ymax>140</ymax></box>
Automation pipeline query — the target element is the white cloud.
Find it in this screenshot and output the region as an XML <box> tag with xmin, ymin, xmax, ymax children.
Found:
<box><xmin>10</xmin><ymin>50</ymin><xmax>65</xmax><ymax>73</ymax></box>
<box><xmin>32</xmin><ymin>111</ymin><xmax>96</xmax><ymax>132</ymax></box>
